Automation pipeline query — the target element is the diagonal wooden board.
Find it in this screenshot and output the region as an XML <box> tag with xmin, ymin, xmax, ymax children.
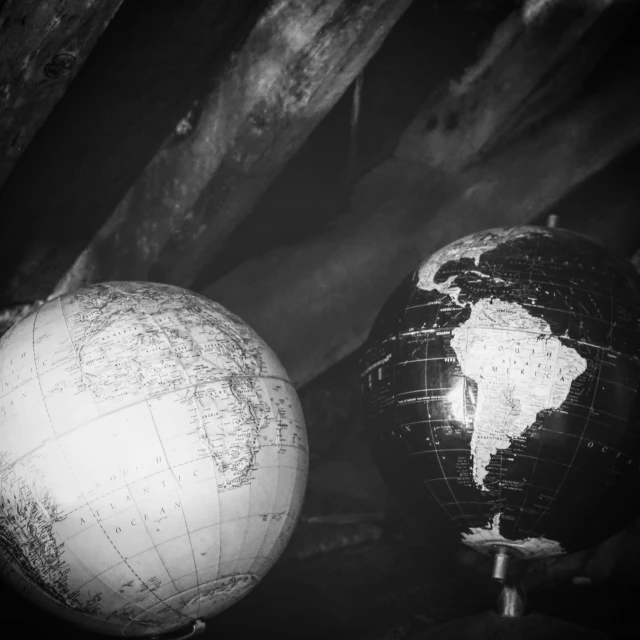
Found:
<box><xmin>0</xmin><ymin>0</ymin><xmax>124</xmax><ymax>190</ymax></box>
<box><xmin>27</xmin><ymin>0</ymin><xmax>415</xmax><ymax>300</ymax></box>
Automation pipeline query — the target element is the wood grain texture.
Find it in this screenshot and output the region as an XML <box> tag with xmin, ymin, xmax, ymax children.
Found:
<box><xmin>0</xmin><ymin>0</ymin><xmax>266</xmax><ymax>305</ymax></box>
<box><xmin>49</xmin><ymin>0</ymin><xmax>414</xmax><ymax>297</ymax></box>
<box><xmin>0</xmin><ymin>0</ymin><xmax>123</xmax><ymax>189</ymax></box>
<box><xmin>396</xmin><ymin>1</ymin><xmax>617</xmax><ymax>170</ymax></box>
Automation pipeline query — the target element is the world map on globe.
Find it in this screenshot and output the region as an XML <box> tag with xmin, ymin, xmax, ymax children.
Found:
<box><xmin>0</xmin><ymin>282</ymin><xmax>308</xmax><ymax>636</ymax></box>
<box><xmin>361</xmin><ymin>226</ymin><xmax>640</xmax><ymax>559</ymax></box>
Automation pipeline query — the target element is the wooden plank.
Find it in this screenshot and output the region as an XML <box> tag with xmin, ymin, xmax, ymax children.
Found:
<box><xmin>0</xmin><ymin>0</ymin><xmax>124</xmax><ymax>189</ymax></box>
<box><xmin>49</xmin><ymin>0</ymin><xmax>415</xmax><ymax>298</ymax></box>
<box><xmin>0</xmin><ymin>0</ymin><xmax>267</xmax><ymax>307</ymax></box>
<box><xmin>396</xmin><ymin>0</ymin><xmax>620</xmax><ymax>170</ymax></box>
<box><xmin>203</xmin><ymin>74</ymin><xmax>640</xmax><ymax>388</ymax></box>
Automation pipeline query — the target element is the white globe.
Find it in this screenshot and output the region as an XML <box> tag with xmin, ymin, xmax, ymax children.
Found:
<box><xmin>0</xmin><ymin>282</ymin><xmax>308</xmax><ymax>636</ymax></box>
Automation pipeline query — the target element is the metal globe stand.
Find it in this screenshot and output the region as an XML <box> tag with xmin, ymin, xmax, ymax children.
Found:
<box><xmin>491</xmin><ymin>545</ymin><xmax>527</xmax><ymax>618</ymax></box>
<box><xmin>409</xmin><ymin>546</ymin><xmax>609</xmax><ymax>640</ymax></box>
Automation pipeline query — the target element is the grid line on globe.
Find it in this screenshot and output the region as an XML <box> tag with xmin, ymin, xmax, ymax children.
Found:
<box><xmin>0</xmin><ymin>281</ymin><xmax>308</xmax><ymax>636</ymax></box>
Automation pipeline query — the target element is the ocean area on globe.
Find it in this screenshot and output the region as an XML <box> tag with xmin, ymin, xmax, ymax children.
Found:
<box><xmin>0</xmin><ymin>281</ymin><xmax>308</xmax><ymax>636</ymax></box>
<box><xmin>361</xmin><ymin>226</ymin><xmax>640</xmax><ymax>561</ymax></box>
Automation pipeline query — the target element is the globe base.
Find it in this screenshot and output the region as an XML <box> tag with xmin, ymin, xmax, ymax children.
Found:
<box><xmin>492</xmin><ymin>546</ymin><xmax>512</xmax><ymax>583</ymax></box>
<box><xmin>407</xmin><ymin>547</ymin><xmax>606</xmax><ymax>639</ymax></box>
<box><xmin>407</xmin><ymin>612</ymin><xmax>609</xmax><ymax>640</ymax></box>
<box><xmin>491</xmin><ymin>546</ymin><xmax>526</xmax><ymax>617</ymax></box>
<box><xmin>496</xmin><ymin>582</ymin><xmax>526</xmax><ymax>618</ymax></box>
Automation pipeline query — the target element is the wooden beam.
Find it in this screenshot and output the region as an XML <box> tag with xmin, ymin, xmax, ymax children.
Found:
<box><xmin>0</xmin><ymin>0</ymin><xmax>124</xmax><ymax>189</ymax></box>
<box><xmin>397</xmin><ymin>0</ymin><xmax>620</xmax><ymax>170</ymax></box>
<box><xmin>203</xmin><ymin>74</ymin><xmax>640</xmax><ymax>388</ymax></box>
<box><xmin>0</xmin><ymin>0</ymin><xmax>268</xmax><ymax>308</ymax></box>
<box><xmin>48</xmin><ymin>0</ymin><xmax>415</xmax><ymax>299</ymax></box>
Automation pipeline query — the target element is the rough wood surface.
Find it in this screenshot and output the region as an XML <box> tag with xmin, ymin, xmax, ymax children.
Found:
<box><xmin>0</xmin><ymin>0</ymin><xmax>266</xmax><ymax>307</ymax></box>
<box><xmin>48</xmin><ymin>0</ymin><xmax>414</xmax><ymax>298</ymax></box>
<box><xmin>0</xmin><ymin>0</ymin><xmax>124</xmax><ymax>189</ymax></box>
<box><xmin>204</xmin><ymin>74</ymin><xmax>640</xmax><ymax>388</ymax></box>
<box><xmin>396</xmin><ymin>0</ymin><xmax>618</xmax><ymax>169</ymax></box>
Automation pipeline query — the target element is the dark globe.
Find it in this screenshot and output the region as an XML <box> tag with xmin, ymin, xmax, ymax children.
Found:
<box><xmin>361</xmin><ymin>226</ymin><xmax>640</xmax><ymax>560</ymax></box>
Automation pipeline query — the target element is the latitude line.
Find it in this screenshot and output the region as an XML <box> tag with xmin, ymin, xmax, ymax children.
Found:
<box><xmin>407</xmin><ymin>298</ymin><xmax>639</xmax><ymax>332</ymax></box>
<box><xmin>0</xmin><ymin>374</ymin><xmax>295</xmax><ymax>475</ymax></box>
<box><xmin>63</xmin><ymin>485</ymin><xmax>273</xmax><ymax>545</ymax></box>
<box><xmin>61</xmin><ymin>456</ymin><xmax>307</xmax><ymax>519</ymax></box>
<box><xmin>73</xmin><ymin>552</ymin><xmax>272</xmax><ymax>594</ymax></box>
<box><xmin>0</xmin><ymin>371</ymin><xmax>293</xmax><ymax>404</ymax></box>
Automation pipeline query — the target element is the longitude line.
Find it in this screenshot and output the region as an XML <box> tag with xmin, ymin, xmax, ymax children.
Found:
<box><xmin>108</xmin><ymin>285</ymin><xmax>208</xmax><ymax>607</ymax></box>
<box><xmin>54</xmin><ymin>296</ymin><xmax>190</xmax><ymax>621</ymax></box>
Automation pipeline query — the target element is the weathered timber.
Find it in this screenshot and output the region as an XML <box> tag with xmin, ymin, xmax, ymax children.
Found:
<box><xmin>203</xmin><ymin>75</ymin><xmax>640</xmax><ymax>388</ymax></box>
<box><xmin>49</xmin><ymin>0</ymin><xmax>414</xmax><ymax>299</ymax></box>
<box><xmin>189</xmin><ymin>1</ymin><xmax>505</xmax><ymax>291</ymax></box>
<box><xmin>396</xmin><ymin>0</ymin><xmax>620</xmax><ymax>170</ymax></box>
<box><xmin>0</xmin><ymin>0</ymin><xmax>266</xmax><ymax>307</ymax></box>
<box><xmin>0</xmin><ymin>0</ymin><xmax>124</xmax><ymax>190</ymax></box>
<box><xmin>522</xmin><ymin>0</ymin><xmax>614</xmax><ymax>24</ymax></box>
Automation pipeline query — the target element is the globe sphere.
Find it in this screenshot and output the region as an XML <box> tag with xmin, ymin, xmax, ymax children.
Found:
<box><xmin>361</xmin><ymin>226</ymin><xmax>640</xmax><ymax>560</ymax></box>
<box><xmin>0</xmin><ymin>281</ymin><xmax>308</xmax><ymax>636</ymax></box>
